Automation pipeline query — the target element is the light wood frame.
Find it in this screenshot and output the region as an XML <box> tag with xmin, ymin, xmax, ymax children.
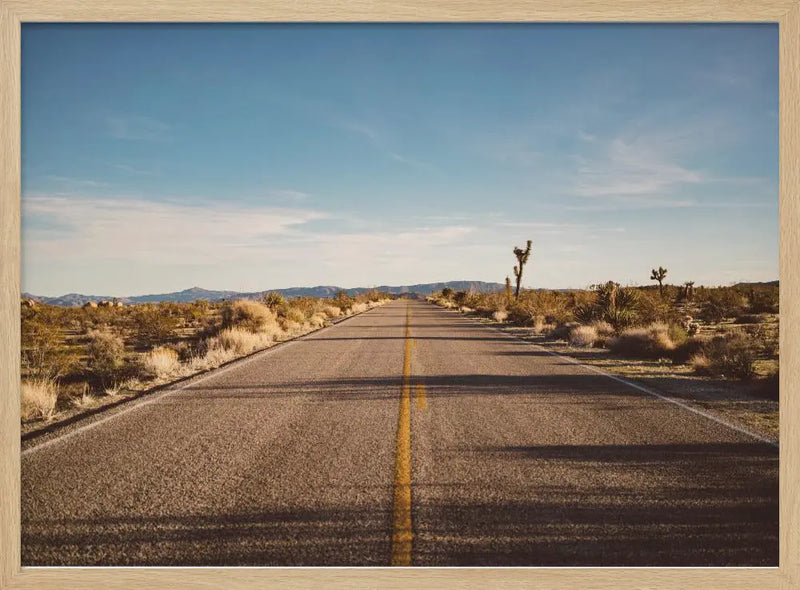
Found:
<box><xmin>1</xmin><ymin>2</ymin><xmax>798</xmax><ymax>588</ymax></box>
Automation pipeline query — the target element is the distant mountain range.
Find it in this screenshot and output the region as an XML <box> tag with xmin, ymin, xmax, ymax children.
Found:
<box><xmin>22</xmin><ymin>279</ymin><xmax>778</xmax><ymax>307</ymax></box>
<box><xmin>23</xmin><ymin>281</ymin><xmax>506</xmax><ymax>307</ymax></box>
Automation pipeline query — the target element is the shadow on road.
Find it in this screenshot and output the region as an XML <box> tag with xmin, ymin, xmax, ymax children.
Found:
<box><xmin>171</xmin><ymin>372</ymin><xmax>708</xmax><ymax>403</ymax></box>
<box><xmin>23</xmin><ymin>459</ymin><xmax>778</xmax><ymax>566</ymax></box>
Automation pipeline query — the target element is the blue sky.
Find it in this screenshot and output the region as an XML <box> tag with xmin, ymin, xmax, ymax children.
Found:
<box><xmin>21</xmin><ymin>24</ymin><xmax>778</xmax><ymax>296</ymax></box>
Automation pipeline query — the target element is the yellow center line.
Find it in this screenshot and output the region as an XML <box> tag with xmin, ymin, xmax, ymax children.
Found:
<box><xmin>391</xmin><ymin>304</ymin><xmax>413</xmax><ymax>566</ymax></box>
<box><xmin>415</xmin><ymin>383</ymin><xmax>427</xmax><ymax>411</ymax></box>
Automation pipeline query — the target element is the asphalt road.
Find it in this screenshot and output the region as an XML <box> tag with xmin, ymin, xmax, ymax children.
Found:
<box><xmin>21</xmin><ymin>299</ymin><xmax>778</xmax><ymax>566</ymax></box>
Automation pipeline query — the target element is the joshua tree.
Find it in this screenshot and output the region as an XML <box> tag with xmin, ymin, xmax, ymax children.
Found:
<box><xmin>512</xmin><ymin>240</ymin><xmax>532</xmax><ymax>300</ymax></box>
<box><xmin>683</xmin><ymin>281</ymin><xmax>695</xmax><ymax>302</ymax></box>
<box><xmin>650</xmin><ymin>266</ymin><xmax>668</xmax><ymax>297</ymax></box>
<box><xmin>504</xmin><ymin>276</ymin><xmax>513</xmax><ymax>302</ymax></box>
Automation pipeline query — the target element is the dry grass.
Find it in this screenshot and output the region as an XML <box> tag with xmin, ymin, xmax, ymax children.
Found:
<box><xmin>590</xmin><ymin>320</ymin><xmax>616</xmax><ymax>347</ymax></box>
<box><xmin>492</xmin><ymin>309</ymin><xmax>508</xmax><ymax>322</ymax></box>
<box><xmin>701</xmin><ymin>331</ymin><xmax>757</xmax><ymax>380</ymax></box>
<box><xmin>608</xmin><ymin>322</ymin><xmax>676</xmax><ymax>359</ymax></box>
<box><xmin>323</xmin><ymin>305</ymin><xmax>342</xmax><ymax>318</ymax></box>
<box><xmin>282</xmin><ymin>307</ymin><xmax>307</xmax><ymax>325</ymax></box>
<box><xmin>690</xmin><ymin>352</ymin><xmax>711</xmax><ymax>374</ymax></box>
<box><xmin>591</xmin><ymin>320</ymin><xmax>615</xmax><ymax>337</ymax></box>
<box><xmin>86</xmin><ymin>328</ymin><xmax>126</xmax><ymax>381</ymax></box>
<box><xmin>214</xmin><ymin>327</ymin><xmax>274</xmax><ymax>355</ymax></box>
<box><xmin>548</xmin><ymin>322</ymin><xmax>580</xmax><ymax>341</ymax></box>
<box><xmin>308</xmin><ymin>312</ymin><xmax>327</xmax><ymax>328</ymax></box>
<box><xmin>72</xmin><ymin>385</ymin><xmax>99</xmax><ymax>410</ymax></box>
<box><xmin>141</xmin><ymin>347</ymin><xmax>180</xmax><ymax>378</ymax></box>
<box><xmin>350</xmin><ymin>302</ymin><xmax>369</xmax><ymax>314</ymax></box>
<box><xmin>21</xmin><ymin>379</ymin><xmax>59</xmax><ymax>422</ymax></box>
<box><xmin>188</xmin><ymin>347</ymin><xmax>237</xmax><ymax>372</ymax></box>
<box><xmin>569</xmin><ymin>325</ymin><xmax>598</xmax><ymax>348</ymax></box>
<box><xmin>222</xmin><ymin>299</ymin><xmax>277</xmax><ymax>332</ymax></box>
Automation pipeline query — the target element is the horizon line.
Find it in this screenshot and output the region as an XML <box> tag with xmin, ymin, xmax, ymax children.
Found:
<box><xmin>22</xmin><ymin>278</ymin><xmax>780</xmax><ymax>300</ymax></box>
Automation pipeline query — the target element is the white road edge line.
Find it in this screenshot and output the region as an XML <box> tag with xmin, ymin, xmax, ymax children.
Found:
<box><xmin>446</xmin><ymin>309</ymin><xmax>778</xmax><ymax>448</ymax></box>
<box><xmin>22</xmin><ymin>304</ymin><xmax>386</xmax><ymax>458</ymax></box>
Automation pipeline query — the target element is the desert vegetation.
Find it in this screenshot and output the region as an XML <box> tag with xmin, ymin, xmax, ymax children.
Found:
<box><xmin>428</xmin><ymin>278</ymin><xmax>779</xmax><ymax>397</ymax></box>
<box><xmin>20</xmin><ymin>290</ymin><xmax>391</xmax><ymax>427</ymax></box>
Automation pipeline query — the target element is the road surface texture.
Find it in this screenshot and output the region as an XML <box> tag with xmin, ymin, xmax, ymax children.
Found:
<box><xmin>22</xmin><ymin>299</ymin><xmax>778</xmax><ymax>566</ymax></box>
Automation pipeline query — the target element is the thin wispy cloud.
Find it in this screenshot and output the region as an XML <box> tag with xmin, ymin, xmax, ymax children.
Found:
<box><xmin>106</xmin><ymin>115</ymin><xmax>172</xmax><ymax>142</ymax></box>
<box><xmin>112</xmin><ymin>163</ymin><xmax>156</xmax><ymax>176</ymax></box>
<box><xmin>572</xmin><ymin>137</ymin><xmax>704</xmax><ymax>198</ymax></box>
<box><xmin>23</xmin><ymin>195</ymin><xmax>327</xmax><ymax>265</ymax></box>
<box><xmin>23</xmin><ymin>195</ymin><xmax>474</xmax><ymax>286</ymax></box>
<box><xmin>330</xmin><ymin>116</ymin><xmax>439</xmax><ymax>173</ymax></box>
<box><xmin>44</xmin><ymin>175</ymin><xmax>110</xmax><ymax>188</ymax></box>
<box><xmin>267</xmin><ymin>189</ymin><xmax>310</xmax><ymax>202</ymax></box>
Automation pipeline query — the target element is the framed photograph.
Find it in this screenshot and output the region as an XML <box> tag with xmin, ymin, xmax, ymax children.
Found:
<box><xmin>1</xmin><ymin>1</ymin><xmax>798</xmax><ymax>589</ymax></box>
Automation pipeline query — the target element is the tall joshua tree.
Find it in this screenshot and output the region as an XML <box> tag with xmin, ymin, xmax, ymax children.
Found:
<box><xmin>513</xmin><ymin>240</ymin><xmax>532</xmax><ymax>300</ymax></box>
<box><xmin>650</xmin><ymin>266</ymin><xmax>668</xmax><ymax>297</ymax></box>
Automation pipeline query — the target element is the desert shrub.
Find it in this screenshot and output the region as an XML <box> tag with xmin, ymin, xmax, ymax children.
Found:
<box><xmin>670</xmin><ymin>337</ymin><xmax>706</xmax><ymax>364</ymax></box>
<box><xmin>668</xmin><ymin>324</ymin><xmax>689</xmax><ymax>346</ymax></box>
<box><xmin>636</xmin><ymin>290</ymin><xmax>680</xmax><ymax>325</ymax></box>
<box><xmin>702</xmin><ymin>331</ymin><xmax>757</xmax><ymax>380</ymax></box>
<box><xmin>308</xmin><ymin>312</ymin><xmax>327</xmax><ymax>328</ymax></box>
<box><xmin>549</xmin><ymin>322</ymin><xmax>580</xmax><ymax>341</ymax></box>
<box><xmin>517</xmin><ymin>290</ymin><xmax>573</xmax><ymax>324</ymax></box>
<box><xmin>747</xmin><ymin>287</ymin><xmax>779</xmax><ymax>314</ymax></box>
<box><xmin>141</xmin><ymin>346</ymin><xmax>180</xmax><ymax>378</ymax></box>
<box><xmin>21</xmin><ymin>378</ymin><xmax>59</xmax><ymax>422</ymax></box>
<box><xmin>71</xmin><ymin>386</ymin><xmax>99</xmax><ymax>410</ymax></box>
<box><xmin>131</xmin><ymin>305</ymin><xmax>178</xmax><ymax>345</ymax></box>
<box><xmin>188</xmin><ymin>346</ymin><xmax>237</xmax><ymax>372</ymax></box>
<box><xmin>332</xmin><ymin>291</ymin><xmax>355</xmax><ymax>312</ymax></box>
<box><xmin>591</xmin><ymin>320</ymin><xmax>615</xmax><ymax>337</ymax></box>
<box><xmin>441</xmin><ymin>287</ymin><xmax>454</xmax><ymax>299</ymax></box>
<box><xmin>261</xmin><ymin>292</ymin><xmax>287</xmax><ymax>310</ymax></box>
<box><xmin>608</xmin><ymin>322</ymin><xmax>675</xmax><ymax>359</ymax></box>
<box><xmin>281</xmin><ymin>307</ymin><xmax>307</xmax><ymax>326</ymax></box>
<box><xmin>214</xmin><ymin>328</ymin><xmax>273</xmax><ymax>355</ymax></box>
<box><xmin>86</xmin><ymin>329</ymin><xmax>126</xmax><ymax>383</ymax></box>
<box><xmin>698</xmin><ymin>289</ymin><xmax>747</xmax><ymax>322</ymax></box>
<box><xmin>734</xmin><ymin>313</ymin><xmax>767</xmax><ymax>324</ymax></box>
<box><xmin>350</xmin><ymin>302</ymin><xmax>369</xmax><ymax>314</ymax></box>
<box><xmin>221</xmin><ymin>300</ymin><xmax>276</xmax><ymax>333</ymax></box>
<box><xmin>323</xmin><ymin>305</ymin><xmax>342</xmax><ymax>318</ymax></box>
<box><xmin>569</xmin><ymin>325</ymin><xmax>598</xmax><ymax>348</ymax></box>
<box><xmin>590</xmin><ymin>320</ymin><xmax>615</xmax><ymax>347</ymax></box>
<box><xmin>469</xmin><ymin>292</ymin><xmax>503</xmax><ymax>318</ymax></box>
<box><xmin>577</xmin><ymin>282</ymin><xmax>640</xmax><ymax>330</ymax></box>
<box><xmin>21</xmin><ymin>315</ymin><xmax>77</xmax><ymax>379</ymax></box>
<box><xmin>507</xmin><ymin>301</ymin><xmax>537</xmax><ymax>325</ymax></box>
<box><xmin>689</xmin><ymin>352</ymin><xmax>712</xmax><ymax>375</ymax></box>
<box><xmin>752</xmin><ymin>325</ymin><xmax>779</xmax><ymax>359</ymax></box>
<box><xmin>492</xmin><ymin>309</ymin><xmax>508</xmax><ymax>322</ymax></box>
<box><xmin>356</xmin><ymin>290</ymin><xmax>386</xmax><ymax>304</ymax></box>
<box><xmin>286</xmin><ymin>297</ymin><xmax>320</xmax><ymax>319</ymax></box>
<box><xmin>573</xmin><ymin>303</ymin><xmax>597</xmax><ymax>325</ymax></box>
